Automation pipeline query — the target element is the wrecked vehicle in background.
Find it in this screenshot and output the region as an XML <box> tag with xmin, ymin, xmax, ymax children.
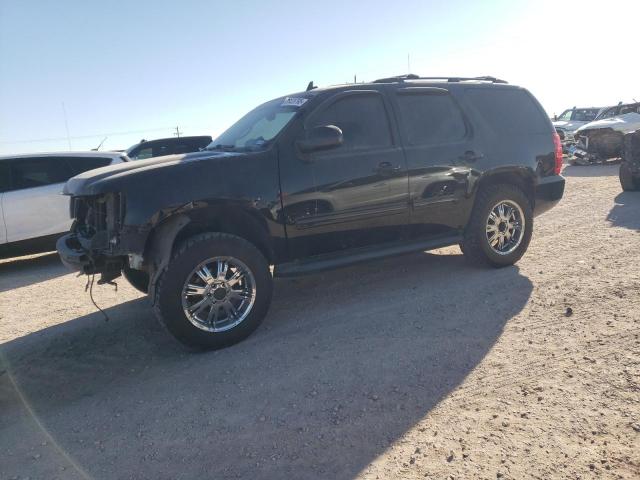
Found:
<box><xmin>570</xmin><ymin>102</ymin><xmax>640</xmax><ymax>165</ymax></box>
<box><xmin>552</xmin><ymin>107</ymin><xmax>601</xmax><ymax>141</ymax></box>
<box><xmin>620</xmin><ymin>129</ymin><xmax>640</xmax><ymax>191</ymax></box>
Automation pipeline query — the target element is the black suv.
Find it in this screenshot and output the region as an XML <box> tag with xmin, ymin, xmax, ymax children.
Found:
<box><xmin>58</xmin><ymin>75</ymin><xmax>565</xmax><ymax>349</ymax></box>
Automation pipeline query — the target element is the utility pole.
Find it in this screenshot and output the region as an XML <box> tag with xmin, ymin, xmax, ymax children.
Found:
<box><xmin>407</xmin><ymin>53</ymin><xmax>411</xmax><ymax>74</ymax></box>
<box><xmin>174</xmin><ymin>126</ymin><xmax>183</xmax><ymax>138</ymax></box>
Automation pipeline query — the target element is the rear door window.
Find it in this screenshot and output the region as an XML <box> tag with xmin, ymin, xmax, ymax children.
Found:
<box><xmin>9</xmin><ymin>157</ymin><xmax>74</xmax><ymax>191</ymax></box>
<box><xmin>310</xmin><ymin>93</ymin><xmax>392</xmax><ymax>151</ymax></box>
<box><xmin>65</xmin><ymin>156</ymin><xmax>113</xmax><ymax>175</ymax></box>
<box><xmin>465</xmin><ymin>88</ymin><xmax>550</xmax><ymax>135</ymax></box>
<box><xmin>395</xmin><ymin>90</ymin><xmax>467</xmax><ymax>145</ymax></box>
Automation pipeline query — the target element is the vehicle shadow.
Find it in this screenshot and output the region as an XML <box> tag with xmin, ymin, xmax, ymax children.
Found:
<box><xmin>1</xmin><ymin>251</ymin><xmax>533</xmax><ymax>480</ymax></box>
<box><xmin>607</xmin><ymin>192</ymin><xmax>640</xmax><ymax>231</ymax></box>
<box><xmin>0</xmin><ymin>252</ymin><xmax>67</xmax><ymax>293</ymax></box>
<box><xmin>562</xmin><ymin>163</ymin><xmax>619</xmax><ymax>177</ymax></box>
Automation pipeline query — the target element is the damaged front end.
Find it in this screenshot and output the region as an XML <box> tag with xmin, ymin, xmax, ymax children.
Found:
<box><xmin>571</xmin><ymin>112</ymin><xmax>640</xmax><ymax>165</ymax></box>
<box><xmin>57</xmin><ymin>192</ymin><xmax>129</xmax><ymax>284</ymax></box>
<box><xmin>572</xmin><ymin>128</ymin><xmax>625</xmax><ymax>164</ymax></box>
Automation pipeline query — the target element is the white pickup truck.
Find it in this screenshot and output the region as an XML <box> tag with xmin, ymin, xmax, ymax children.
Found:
<box><xmin>0</xmin><ymin>151</ymin><xmax>128</xmax><ymax>258</ymax></box>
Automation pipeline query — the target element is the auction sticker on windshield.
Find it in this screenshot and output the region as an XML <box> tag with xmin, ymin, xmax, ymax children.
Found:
<box><xmin>281</xmin><ymin>97</ymin><xmax>308</xmax><ymax>107</ymax></box>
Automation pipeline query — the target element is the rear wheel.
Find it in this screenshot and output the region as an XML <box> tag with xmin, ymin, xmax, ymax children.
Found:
<box><xmin>620</xmin><ymin>162</ymin><xmax>640</xmax><ymax>191</ymax></box>
<box><xmin>154</xmin><ymin>233</ymin><xmax>273</xmax><ymax>350</ymax></box>
<box><xmin>461</xmin><ymin>184</ymin><xmax>533</xmax><ymax>268</ymax></box>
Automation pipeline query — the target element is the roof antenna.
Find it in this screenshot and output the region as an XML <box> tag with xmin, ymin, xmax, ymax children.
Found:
<box><xmin>306</xmin><ymin>81</ymin><xmax>315</xmax><ymax>92</ymax></box>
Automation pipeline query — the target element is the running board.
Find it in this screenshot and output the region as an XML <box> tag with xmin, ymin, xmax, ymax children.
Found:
<box><xmin>274</xmin><ymin>234</ymin><xmax>462</xmax><ymax>277</ymax></box>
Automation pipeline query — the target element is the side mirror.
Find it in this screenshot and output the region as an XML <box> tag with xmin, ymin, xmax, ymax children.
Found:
<box><xmin>296</xmin><ymin>125</ymin><xmax>343</xmax><ymax>153</ymax></box>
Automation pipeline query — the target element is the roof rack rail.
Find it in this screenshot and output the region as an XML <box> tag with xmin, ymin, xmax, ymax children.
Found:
<box><xmin>373</xmin><ymin>74</ymin><xmax>508</xmax><ymax>84</ymax></box>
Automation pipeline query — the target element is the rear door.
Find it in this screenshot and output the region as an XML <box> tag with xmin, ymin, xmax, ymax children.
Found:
<box><xmin>390</xmin><ymin>87</ymin><xmax>477</xmax><ymax>238</ymax></box>
<box><xmin>2</xmin><ymin>156</ymin><xmax>75</xmax><ymax>243</ymax></box>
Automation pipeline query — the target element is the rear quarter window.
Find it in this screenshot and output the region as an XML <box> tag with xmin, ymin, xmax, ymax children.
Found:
<box><xmin>464</xmin><ymin>88</ymin><xmax>551</xmax><ymax>136</ymax></box>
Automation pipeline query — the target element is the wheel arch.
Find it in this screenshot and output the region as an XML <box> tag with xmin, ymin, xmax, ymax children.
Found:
<box><xmin>143</xmin><ymin>202</ymin><xmax>275</xmax><ymax>304</ymax></box>
<box><xmin>472</xmin><ymin>167</ymin><xmax>536</xmax><ymax>210</ymax></box>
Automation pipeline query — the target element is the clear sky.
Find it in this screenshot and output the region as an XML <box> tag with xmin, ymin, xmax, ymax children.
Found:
<box><xmin>1</xmin><ymin>0</ymin><xmax>638</xmax><ymax>155</ymax></box>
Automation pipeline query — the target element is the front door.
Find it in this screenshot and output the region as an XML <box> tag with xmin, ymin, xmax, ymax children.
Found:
<box><xmin>280</xmin><ymin>90</ymin><xmax>409</xmax><ymax>259</ymax></box>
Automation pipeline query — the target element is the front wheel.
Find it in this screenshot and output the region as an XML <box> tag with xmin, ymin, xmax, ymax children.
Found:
<box><xmin>154</xmin><ymin>233</ymin><xmax>273</xmax><ymax>350</ymax></box>
<box><xmin>461</xmin><ymin>184</ymin><xmax>533</xmax><ymax>268</ymax></box>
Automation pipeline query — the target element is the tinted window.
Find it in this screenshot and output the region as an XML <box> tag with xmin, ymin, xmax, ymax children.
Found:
<box><xmin>465</xmin><ymin>88</ymin><xmax>550</xmax><ymax>135</ymax></box>
<box><xmin>396</xmin><ymin>91</ymin><xmax>466</xmax><ymax>145</ymax></box>
<box><xmin>558</xmin><ymin>110</ymin><xmax>572</xmax><ymax>121</ymax></box>
<box><xmin>66</xmin><ymin>156</ymin><xmax>113</xmax><ymax>174</ymax></box>
<box><xmin>9</xmin><ymin>157</ymin><xmax>74</xmax><ymax>191</ymax></box>
<box><xmin>311</xmin><ymin>93</ymin><xmax>392</xmax><ymax>150</ymax></box>
<box><xmin>620</xmin><ymin>104</ymin><xmax>640</xmax><ymax>115</ymax></box>
<box><xmin>0</xmin><ymin>161</ymin><xmax>10</xmax><ymax>193</ymax></box>
<box><xmin>573</xmin><ymin>109</ymin><xmax>598</xmax><ymax>122</ymax></box>
<box><xmin>597</xmin><ymin>108</ymin><xmax>618</xmax><ymax>119</ymax></box>
<box><xmin>134</xmin><ymin>147</ymin><xmax>153</xmax><ymax>160</ymax></box>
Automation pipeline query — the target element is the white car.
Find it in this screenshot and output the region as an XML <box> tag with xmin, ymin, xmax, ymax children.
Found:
<box><xmin>552</xmin><ymin>107</ymin><xmax>602</xmax><ymax>139</ymax></box>
<box><xmin>0</xmin><ymin>151</ymin><xmax>129</xmax><ymax>258</ymax></box>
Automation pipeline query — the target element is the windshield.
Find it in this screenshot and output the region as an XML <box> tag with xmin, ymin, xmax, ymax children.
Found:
<box><xmin>206</xmin><ymin>99</ymin><xmax>304</xmax><ymax>152</ymax></box>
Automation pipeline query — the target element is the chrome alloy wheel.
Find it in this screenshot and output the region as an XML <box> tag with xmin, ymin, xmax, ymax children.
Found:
<box><xmin>485</xmin><ymin>200</ymin><xmax>525</xmax><ymax>255</ymax></box>
<box><xmin>181</xmin><ymin>257</ymin><xmax>257</xmax><ymax>332</ymax></box>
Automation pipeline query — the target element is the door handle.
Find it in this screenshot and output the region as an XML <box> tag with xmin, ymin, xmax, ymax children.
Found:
<box><xmin>458</xmin><ymin>151</ymin><xmax>484</xmax><ymax>162</ymax></box>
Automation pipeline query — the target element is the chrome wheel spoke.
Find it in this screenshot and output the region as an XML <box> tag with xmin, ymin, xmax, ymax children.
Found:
<box><xmin>222</xmin><ymin>301</ymin><xmax>239</xmax><ymax>320</ymax></box>
<box><xmin>207</xmin><ymin>304</ymin><xmax>219</xmax><ymax>326</ymax></box>
<box><xmin>227</xmin><ymin>270</ymin><xmax>243</xmax><ymax>287</ymax></box>
<box><xmin>196</xmin><ymin>265</ymin><xmax>214</xmax><ymax>284</ymax></box>
<box><xmin>185</xmin><ymin>284</ymin><xmax>206</xmax><ymax>296</ymax></box>
<box><xmin>189</xmin><ymin>298</ymin><xmax>210</xmax><ymax>315</ymax></box>
<box><xmin>216</xmin><ymin>260</ymin><xmax>229</xmax><ymax>280</ymax></box>
<box><xmin>229</xmin><ymin>289</ymin><xmax>251</xmax><ymax>301</ymax></box>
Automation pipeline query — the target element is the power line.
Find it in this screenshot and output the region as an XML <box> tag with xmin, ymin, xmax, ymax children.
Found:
<box><xmin>0</xmin><ymin>126</ymin><xmax>180</xmax><ymax>145</ymax></box>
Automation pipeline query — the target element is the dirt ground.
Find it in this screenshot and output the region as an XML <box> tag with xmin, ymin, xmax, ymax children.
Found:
<box><xmin>1</xmin><ymin>163</ymin><xmax>638</xmax><ymax>480</ymax></box>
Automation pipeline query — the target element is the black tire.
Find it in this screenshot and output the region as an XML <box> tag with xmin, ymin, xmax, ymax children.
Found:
<box><xmin>154</xmin><ymin>232</ymin><xmax>273</xmax><ymax>350</ymax></box>
<box><xmin>619</xmin><ymin>163</ymin><xmax>640</xmax><ymax>191</ymax></box>
<box><xmin>122</xmin><ymin>266</ymin><xmax>150</xmax><ymax>294</ymax></box>
<box><xmin>461</xmin><ymin>184</ymin><xmax>533</xmax><ymax>268</ymax></box>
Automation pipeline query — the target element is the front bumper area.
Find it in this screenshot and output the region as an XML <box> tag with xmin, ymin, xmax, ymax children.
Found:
<box><xmin>533</xmin><ymin>175</ymin><xmax>565</xmax><ymax>217</ymax></box>
<box><xmin>57</xmin><ymin>233</ymin><xmax>125</xmax><ymax>277</ymax></box>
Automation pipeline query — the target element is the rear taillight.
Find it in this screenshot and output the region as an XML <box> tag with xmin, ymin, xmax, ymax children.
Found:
<box><xmin>553</xmin><ymin>132</ymin><xmax>563</xmax><ymax>175</ymax></box>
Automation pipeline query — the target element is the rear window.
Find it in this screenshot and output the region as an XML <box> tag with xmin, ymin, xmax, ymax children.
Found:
<box><xmin>465</xmin><ymin>88</ymin><xmax>550</xmax><ymax>135</ymax></box>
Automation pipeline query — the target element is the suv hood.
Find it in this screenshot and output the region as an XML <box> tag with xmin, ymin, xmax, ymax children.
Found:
<box><xmin>64</xmin><ymin>150</ymin><xmax>243</xmax><ymax>196</ymax></box>
<box><xmin>576</xmin><ymin>112</ymin><xmax>640</xmax><ymax>134</ymax></box>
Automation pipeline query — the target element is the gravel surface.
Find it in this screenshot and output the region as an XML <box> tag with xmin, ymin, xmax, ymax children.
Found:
<box><xmin>1</xmin><ymin>164</ymin><xmax>638</xmax><ymax>480</ymax></box>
